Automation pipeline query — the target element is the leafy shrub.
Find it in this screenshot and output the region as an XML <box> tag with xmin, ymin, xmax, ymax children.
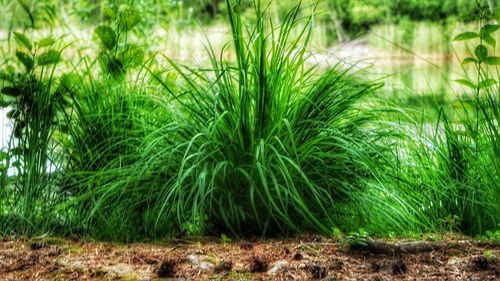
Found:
<box><xmin>94</xmin><ymin>6</ymin><xmax>144</xmax><ymax>79</ymax></box>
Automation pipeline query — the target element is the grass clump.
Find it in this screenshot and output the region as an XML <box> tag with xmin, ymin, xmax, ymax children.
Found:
<box><xmin>84</xmin><ymin>0</ymin><xmax>392</xmax><ymax>238</ymax></box>
<box><xmin>53</xmin><ymin>0</ymin><xmax>397</xmax><ymax>240</ymax></box>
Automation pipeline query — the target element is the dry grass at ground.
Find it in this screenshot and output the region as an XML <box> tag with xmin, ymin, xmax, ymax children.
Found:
<box><xmin>0</xmin><ymin>235</ymin><xmax>499</xmax><ymax>280</ymax></box>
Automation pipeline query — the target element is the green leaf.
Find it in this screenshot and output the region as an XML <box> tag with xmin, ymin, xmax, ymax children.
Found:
<box><xmin>453</xmin><ymin>32</ymin><xmax>479</xmax><ymax>41</ymax></box>
<box><xmin>1</xmin><ymin>86</ymin><xmax>21</xmax><ymax>97</ymax></box>
<box><xmin>13</xmin><ymin>32</ymin><xmax>32</xmax><ymax>51</ymax></box>
<box><xmin>37</xmin><ymin>50</ymin><xmax>61</xmax><ymax>65</ymax></box>
<box><xmin>104</xmin><ymin>57</ymin><xmax>124</xmax><ymax>77</ymax></box>
<box><xmin>484</xmin><ymin>56</ymin><xmax>500</xmax><ymax>65</ymax></box>
<box><xmin>95</xmin><ymin>25</ymin><xmax>117</xmax><ymax>50</ymax></box>
<box><xmin>482</xmin><ymin>34</ymin><xmax>496</xmax><ymax>48</ymax></box>
<box><xmin>474</xmin><ymin>45</ymin><xmax>488</xmax><ymax>61</ymax></box>
<box><xmin>37</xmin><ymin>36</ymin><xmax>56</xmax><ymax>48</ymax></box>
<box><xmin>480</xmin><ymin>24</ymin><xmax>500</xmax><ymax>35</ymax></box>
<box><xmin>118</xmin><ymin>8</ymin><xmax>141</xmax><ymax>31</ymax></box>
<box><xmin>455</xmin><ymin>79</ymin><xmax>476</xmax><ymax>89</ymax></box>
<box><xmin>0</xmin><ymin>150</ymin><xmax>7</xmax><ymax>161</ymax></box>
<box><xmin>5</xmin><ymin>65</ymin><xmax>15</xmax><ymax>75</ymax></box>
<box><xmin>461</xmin><ymin>57</ymin><xmax>478</xmax><ymax>66</ymax></box>
<box><xmin>15</xmin><ymin>51</ymin><xmax>34</xmax><ymax>71</ymax></box>
<box><xmin>103</xmin><ymin>7</ymin><xmax>116</xmax><ymax>20</ymax></box>
<box><xmin>479</xmin><ymin>79</ymin><xmax>497</xmax><ymax>89</ymax></box>
<box><xmin>118</xmin><ymin>44</ymin><xmax>144</xmax><ymax>68</ymax></box>
<box><xmin>0</xmin><ymin>70</ymin><xmax>10</xmax><ymax>81</ymax></box>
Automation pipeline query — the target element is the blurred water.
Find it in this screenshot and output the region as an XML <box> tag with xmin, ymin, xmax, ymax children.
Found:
<box><xmin>311</xmin><ymin>43</ymin><xmax>464</xmax><ymax>106</ymax></box>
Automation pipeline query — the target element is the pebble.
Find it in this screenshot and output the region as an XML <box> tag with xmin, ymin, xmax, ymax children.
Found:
<box><xmin>267</xmin><ymin>260</ymin><xmax>288</xmax><ymax>275</ymax></box>
<box><xmin>186</xmin><ymin>254</ymin><xmax>213</xmax><ymax>270</ymax></box>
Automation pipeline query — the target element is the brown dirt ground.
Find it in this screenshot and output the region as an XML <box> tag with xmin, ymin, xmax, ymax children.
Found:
<box><xmin>0</xmin><ymin>235</ymin><xmax>499</xmax><ymax>281</ymax></box>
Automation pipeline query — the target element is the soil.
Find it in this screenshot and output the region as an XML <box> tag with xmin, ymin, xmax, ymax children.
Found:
<box><xmin>0</xmin><ymin>235</ymin><xmax>499</xmax><ymax>280</ymax></box>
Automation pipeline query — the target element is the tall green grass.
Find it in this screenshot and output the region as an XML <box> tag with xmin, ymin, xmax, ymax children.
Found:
<box><xmin>57</xmin><ymin>75</ymin><xmax>167</xmax><ymax>239</ymax></box>
<box><xmin>389</xmin><ymin>90</ymin><xmax>500</xmax><ymax>235</ymax></box>
<box><xmin>0</xmin><ymin>33</ymin><xmax>65</xmax><ymax>235</ymax></box>
<box><xmin>384</xmin><ymin>6</ymin><xmax>500</xmax><ymax>235</ymax></box>
<box><xmin>64</xmin><ymin>0</ymin><xmax>398</xmax><ymax>239</ymax></box>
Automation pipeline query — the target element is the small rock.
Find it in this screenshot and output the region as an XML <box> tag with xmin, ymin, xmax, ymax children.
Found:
<box><xmin>71</xmin><ymin>261</ymin><xmax>84</xmax><ymax>272</ymax></box>
<box><xmin>447</xmin><ymin>257</ymin><xmax>462</xmax><ymax>266</ymax></box>
<box><xmin>187</xmin><ymin>254</ymin><xmax>213</xmax><ymax>270</ymax></box>
<box><xmin>110</xmin><ymin>263</ymin><xmax>133</xmax><ymax>275</ymax></box>
<box><xmin>267</xmin><ymin>260</ymin><xmax>288</xmax><ymax>276</ymax></box>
